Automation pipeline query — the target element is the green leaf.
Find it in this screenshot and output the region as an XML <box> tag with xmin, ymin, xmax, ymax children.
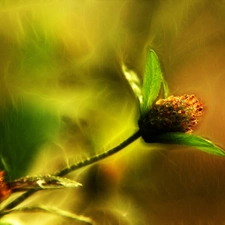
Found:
<box><xmin>141</xmin><ymin>49</ymin><xmax>163</xmax><ymax>115</ymax></box>
<box><xmin>154</xmin><ymin>132</ymin><xmax>225</xmax><ymax>157</ymax></box>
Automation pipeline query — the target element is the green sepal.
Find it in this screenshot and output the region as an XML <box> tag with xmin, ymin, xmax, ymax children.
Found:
<box><xmin>153</xmin><ymin>132</ymin><xmax>225</xmax><ymax>157</ymax></box>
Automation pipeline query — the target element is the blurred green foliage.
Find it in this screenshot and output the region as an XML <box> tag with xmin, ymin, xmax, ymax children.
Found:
<box><xmin>8</xmin><ymin>23</ymin><xmax>59</xmax><ymax>84</ymax></box>
<box><xmin>0</xmin><ymin>222</ymin><xmax>13</xmax><ymax>225</ymax></box>
<box><xmin>0</xmin><ymin>100</ymin><xmax>59</xmax><ymax>181</ymax></box>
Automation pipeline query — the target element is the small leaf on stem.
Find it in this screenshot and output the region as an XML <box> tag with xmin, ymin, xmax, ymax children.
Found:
<box><xmin>141</xmin><ymin>49</ymin><xmax>163</xmax><ymax>115</ymax></box>
<box><xmin>154</xmin><ymin>132</ymin><xmax>225</xmax><ymax>157</ymax></box>
<box><xmin>7</xmin><ymin>175</ymin><xmax>82</xmax><ymax>192</ymax></box>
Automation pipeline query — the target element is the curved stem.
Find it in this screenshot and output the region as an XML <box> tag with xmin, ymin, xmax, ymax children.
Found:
<box><xmin>55</xmin><ymin>130</ymin><xmax>141</xmax><ymax>177</ymax></box>
<box><xmin>1</xmin><ymin>130</ymin><xmax>141</xmax><ymax>212</ymax></box>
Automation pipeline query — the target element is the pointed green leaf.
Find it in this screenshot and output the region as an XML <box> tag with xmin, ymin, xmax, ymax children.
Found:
<box><xmin>141</xmin><ymin>49</ymin><xmax>163</xmax><ymax>115</ymax></box>
<box><xmin>154</xmin><ymin>133</ymin><xmax>225</xmax><ymax>157</ymax></box>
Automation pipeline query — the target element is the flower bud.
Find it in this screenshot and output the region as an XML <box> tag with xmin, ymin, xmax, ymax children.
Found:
<box><xmin>138</xmin><ymin>94</ymin><xmax>203</xmax><ymax>142</ymax></box>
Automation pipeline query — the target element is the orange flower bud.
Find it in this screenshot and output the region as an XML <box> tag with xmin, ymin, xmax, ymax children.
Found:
<box><xmin>138</xmin><ymin>94</ymin><xmax>203</xmax><ymax>142</ymax></box>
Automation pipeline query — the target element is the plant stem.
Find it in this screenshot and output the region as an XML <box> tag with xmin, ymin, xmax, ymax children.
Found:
<box><xmin>1</xmin><ymin>130</ymin><xmax>141</xmax><ymax>212</ymax></box>
<box><xmin>55</xmin><ymin>129</ymin><xmax>141</xmax><ymax>177</ymax></box>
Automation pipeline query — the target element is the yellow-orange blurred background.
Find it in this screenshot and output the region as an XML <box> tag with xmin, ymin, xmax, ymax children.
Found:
<box><xmin>1</xmin><ymin>1</ymin><xmax>225</xmax><ymax>224</ymax></box>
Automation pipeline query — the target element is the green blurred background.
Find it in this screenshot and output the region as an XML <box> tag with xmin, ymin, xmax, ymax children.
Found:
<box><xmin>1</xmin><ymin>1</ymin><xmax>225</xmax><ymax>224</ymax></box>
